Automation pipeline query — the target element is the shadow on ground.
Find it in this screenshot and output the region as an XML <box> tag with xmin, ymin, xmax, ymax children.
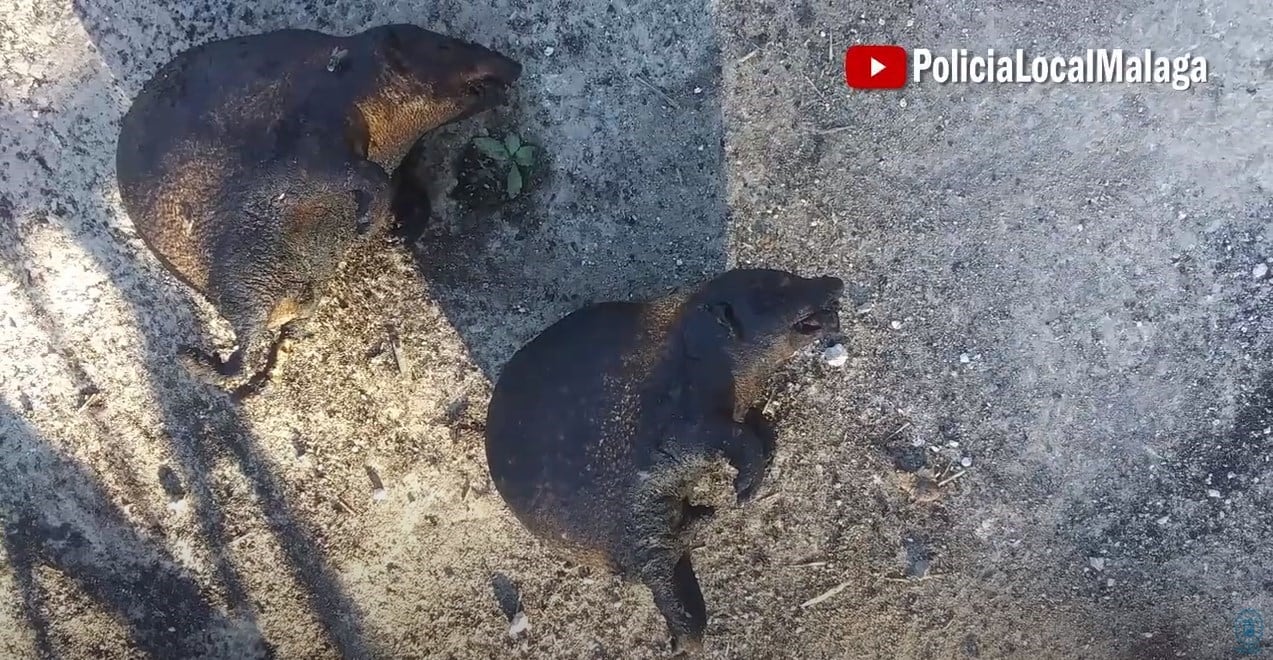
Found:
<box><xmin>2</xmin><ymin>9</ymin><xmax>375</xmax><ymax>657</ymax></box>
<box><xmin>1</xmin><ymin>0</ymin><xmax>732</xmax><ymax>655</ymax></box>
<box><xmin>0</xmin><ymin>402</ymin><xmax>268</xmax><ymax>658</ymax></box>
<box><xmin>398</xmin><ymin>0</ymin><xmax>732</xmax><ymax>378</ymax></box>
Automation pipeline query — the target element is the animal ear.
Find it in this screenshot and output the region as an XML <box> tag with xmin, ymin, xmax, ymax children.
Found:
<box><xmin>681</xmin><ymin>302</ymin><xmax>738</xmax><ymax>359</ymax></box>
<box><xmin>382</xmin><ymin>26</ymin><xmax>413</xmax><ymax>73</ymax></box>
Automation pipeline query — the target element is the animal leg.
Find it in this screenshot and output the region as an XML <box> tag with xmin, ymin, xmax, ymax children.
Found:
<box><xmin>674</xmin><ymin>500</ymin><xmax>716</xmax><ymax>537</ymax></box>
<box><xmin>350</xmin><ymin>160</ymin><xmax>394</xmax><ymax>237</ymax></box>
<box><xmin>389</xmin><ymin>157</ymin><xmax>432</xmax><ymax>243</ymax></box>
<box><xmin>641</xmin><ymin>551</ymin><xmax>707</xmax><ymax>654</ymax></box>
<box><xmin>672</xmin><ymin>417</ymin><xmax>773</xmax><ymax>503</ymax></box>
<box><xmin>711</xmin><ymin>420</ymin><xmax>772</xmax><ymax>503</ymax></box>
<box><xmin>178</xmin><ymin>301</ymin><xmax>277</xmax><ymax>399</ymax></box>
<box><xmin>742</xmin><ymin>407</ymin><xmax>778</xmax><ymax>471</ymax></box>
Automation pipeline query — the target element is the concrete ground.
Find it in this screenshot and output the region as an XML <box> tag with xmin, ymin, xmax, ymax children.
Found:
<box><xmin>1</xmin><ymin>0</ymin><xmax>1270</xmax><ymax>658</ymax></box>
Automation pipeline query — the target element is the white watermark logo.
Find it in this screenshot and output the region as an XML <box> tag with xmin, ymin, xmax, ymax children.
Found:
<box><xmin>912</xmin><ymin>49</ymin><xmax>1208</xmax><ymax>91</ymax></box>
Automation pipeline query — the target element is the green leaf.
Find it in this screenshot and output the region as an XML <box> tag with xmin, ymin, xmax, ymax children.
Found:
<box><xmin>513</xmin><ymin>145</ymin><xmax>536</xmax><ymax>168</ymax></box>
<box><xmin>503</xmin><ymin>133</ymin><xmax>521</xmax><ymax>154</ymax></box>
<box><xmin>472</xmin><ymin>137</ymin><xmax>509</xmax><ymax>161</ymax></box>
<box><xmin>506</xmin><ymin>165</ymin><xmax>523</xmax><ymax>199</ymax></box>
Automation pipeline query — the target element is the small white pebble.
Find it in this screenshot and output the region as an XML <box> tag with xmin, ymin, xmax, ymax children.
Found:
<box><xmin>1206</xmin><ymin>489</ymin><xmax>1221</xmax><ymax>498</ymax></box>
<box><xmin>1157</xmin><ymin>515</ymin><xmax>1170</xmax><ymax>525</ymax></box>
<box><xmin>1089</xmin><ymin>557</ymin><xmax>1105</xmax><ymax>571</ymax></box>
<box><xmin>1107</xmin><ymin>578</ymin><xmax>1116</xmax><ymax>587</ymax></box>
<box><xmin>544</xmin><ymin>46</ymin><xmax>555</xmax><ymax>56</ymax></box>
<box><xmin>890</xmin><ymin>320</ymin><xmax>902</xmax><ymax>330</ymax></box>
<box><xmin>947</xmin><ymin>440</ymin><xmax>960</xmax><ymax>448</ymax></box>
<box><xmin>821</xmin><ymin>344</ymin><xmax>849</xmax><ymax>367</ymax></box>
<box><xmin>960</xmin><ymin>456</ymin><xmax>972</xmax><ymax>468</ymax></box>
<box><xmin>959</xmin><ymin>353</ymin><xmax>971</xmax><ymax>364</ymax></box>
<box><xmin>1253</xmin><ymin>262</ymin><xmax>1269</xmax><ymax>279</ymax></box>
<box><xmin>693</xmin><ymin>86</ymin><xmax>703</xmax><ymax>94</ymax></box>
<box><xmin>899</xmin><ymin>98</ymin><xmax>908</xmax><ymax>108</ymax></box>
<box><xmin>508</xmin><ymin>611</ymin><xmax>529</xmax><ymax>636</ymax></box>
<box><xmin>911</xmin><ymin>437</ymin><xmax>926</xmax><ymax>448</ymax></box>
<box><xmin>371</xmin><ymin>488</ymin><xmax>387</xmax><ymax>501</ymax></box>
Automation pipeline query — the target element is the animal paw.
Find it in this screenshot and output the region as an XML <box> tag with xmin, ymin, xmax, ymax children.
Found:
<box><xmin>177</xmin><ymin>345</ymin><xmax>226</xmax><ymax>378</ymax></box>
<box><xmin>177</xmin><ymin>344</ymin><xmax>261</xmax><ymax>397</ymax></box>
<box><xmin>732</xmin><ymin>461</ymin><xmax>767</xmax><ymax>503</ymax></box>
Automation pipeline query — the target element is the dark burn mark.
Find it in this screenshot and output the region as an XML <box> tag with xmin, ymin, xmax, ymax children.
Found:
<box><xmin>489</xmin><ymin>572</ymin><xmax>522</xmax><ymax>622</ymax></box>
<box><xmin>157</xmin><ymin>465</ymin><xmax>186</xmax><ymax>502</ymax></box>
<box><xmin>887</xmin><ymin>443</ymin><xmax>928</xmax><ymax>473</ymax></box>
<box><xmin>1062</xmin><ymin>368</ymin><xmax>1273</xmax><ymax>563</ymax></box>
<box><xmin>1171</xmin><ymin>370</ymin><xmax>1273</xmax><ymax>496</ymax></box>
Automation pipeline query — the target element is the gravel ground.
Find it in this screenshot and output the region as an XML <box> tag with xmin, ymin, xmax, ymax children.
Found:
<box><xmin>1</xmin><ymin>0</ymin><xmax>1270</xmax><ymax>658</ymax></box>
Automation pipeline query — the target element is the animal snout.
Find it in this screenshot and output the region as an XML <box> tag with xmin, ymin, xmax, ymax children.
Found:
<box><xmin>466</xmin><ymin>53</ymin><xmax>522</xmax><ymax>93</ymax></box>
<box><xmin>816</xmin><ymin>275</ymin><xmax>846</xmax><ymax>299</ymax></box>
<box><xmin>481</xmin><ymin>53</ymin><xmax>523</xmax><ymax>84</ymax></box>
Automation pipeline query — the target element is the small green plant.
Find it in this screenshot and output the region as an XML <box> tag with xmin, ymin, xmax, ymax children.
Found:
<box><xmin>471</xmin><ymin>133</ymin><xmax>537</xmax><ymax>199</ymax></box>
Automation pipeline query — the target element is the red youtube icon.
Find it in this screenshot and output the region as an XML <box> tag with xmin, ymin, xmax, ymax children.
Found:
<box><xmin>845</xmin><ymin>45</ymin><xmax>908</xmax><ymax>89</ymax></box>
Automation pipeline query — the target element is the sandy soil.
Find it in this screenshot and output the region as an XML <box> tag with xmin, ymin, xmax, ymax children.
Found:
<box><xmin>1</xmin><ymin>0</ymin><xmax>1270</xmax><ymax>658</ymax></box>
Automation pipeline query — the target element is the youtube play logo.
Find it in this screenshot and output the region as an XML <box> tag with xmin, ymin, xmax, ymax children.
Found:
<box><xmin>845</xmin><ymin>45</ymin><xmax>908</xmax><ymax>89</ymax></box>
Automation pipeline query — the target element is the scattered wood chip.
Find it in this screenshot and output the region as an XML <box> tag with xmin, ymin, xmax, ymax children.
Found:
<box><xmin>77</xmin><ymin>391</ymin><xmax>101</xmax><ymax>413</ymax></box>
<box><xmin>884</xmin><ymin>422</ymin><xmax>912</xmax><ymax>440</ymax></box>
<box><xmin>635</xmin><ymin>76</ymin><xmax>680</xmax><ymax>108</ymax></box>
<box><xmin>390</xmin><ymin>337</ymin><xmax>411</xmax><ymax>377</ymax></box>
<box><xmin>754</xmin><ymin>489</ymin><xmax>781</xmax><ymax>503</ymax></box>
<box><xmin>937</xmin><ymin>470</ymin><xmax>967</xmax><ymax>488</ymax></box>
<box><xmin>800</xmin><ymin>579</ymin><xmax>851</xmax><ymax>608</ymax></box>
<box><xmin>228</xmin><ymin>530</ymin><xmax>257</xmax><ymax>547</ymax></box>
<box><xmin>803</xmin><ymin>75</ymin><xmax>827</xmax><ymax>101</ymax></box>
<box><xmin>336</xmin><ymin>493</ymin><xmax>360</xmax><ymax>514</ymax></box>
<box><xmin>881</xmin><ymin>573</ymin><xmax>943</xmax><ymax>583</ymax></box>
